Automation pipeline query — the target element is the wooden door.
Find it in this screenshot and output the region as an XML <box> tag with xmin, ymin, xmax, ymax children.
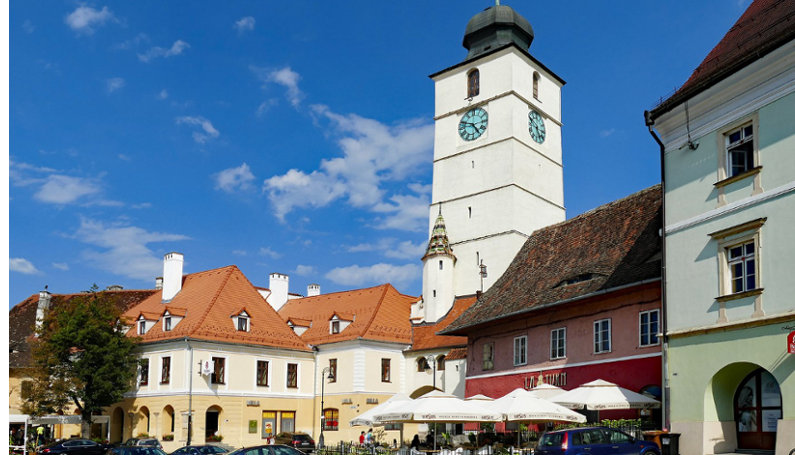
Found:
<box><xmin>735</xmin><ymin>369</ymin><xmax>780</xmax><ymax>450</ymax></box>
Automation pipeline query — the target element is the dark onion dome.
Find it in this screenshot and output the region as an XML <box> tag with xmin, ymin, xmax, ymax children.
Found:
<box><xmin>463</xmin><ymin>5</ymin><xmax>534</xmax><ymax>60</ymax></box>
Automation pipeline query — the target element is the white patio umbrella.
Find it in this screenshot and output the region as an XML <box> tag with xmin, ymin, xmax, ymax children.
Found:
<box><xmin>494</xmin><ymin>388</ymin><xmax>586</xmax><ymax>423</ymax></box>
<box><xmin>551</xmin><ymin>379</ymin><xmax>660</xmax><ymax>410</ymax></box>
<box><xmin>526</xmin><ymin>383</ymin><xmax>564</xmax><ymax>400</ymax></box>
<box><xmin>349</xmin><ymin>393</ymin><xmax>412</xmax><ymax>427</ymax></box>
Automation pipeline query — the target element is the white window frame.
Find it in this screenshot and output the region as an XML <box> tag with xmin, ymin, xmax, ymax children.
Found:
<box><xmin>138</xmin><ymin>319</ymin><xmax>146</xmax><ymax>335</ymax></box>
<box><xmin>211</xmin><ymin>356</ymin><xmax>226</xmax><ymax>385</ymax></box>
<box><xmin>513</xmin><ymin>335</ymin><xmax>527</xmax><ymax>366</ymax></box>
<box><xmin>163</xmin><ymin>316</ymin><xmax>172</xmax><ymax>332</ymax></box>
<box><xmin>550</xmin><ymin>327</ymin><xmax>566</xmax><ymax>360</ymax></box>
<box><xmin>286</xmin><ymin>362</ymin><xmax>299</xmax><ymax>389</ymax></box>
<box><xmin>160</xmin><ymin>356</ymin><xmax>171</xmax><ymax>384</ymax></box>
<box><xmin>710</xmin><ymin>218</ymin><xmax>765</xmax><ymax>298</ymax></box>
<box><xmin>716</xmin><ymin>115</ymin><xmax>761</xmax><ymax>194</ymax></box>
<box><xmin>594</xmin><ymin>319</ymin><xmax>611</xmax><ymax>354</ymax></box>
<box><xmin>237</xmin><ymin>315</ymin><xmax>249</xmax><ymax>332</ymax></box>
<box><xmin>638</xmin><ymin>310</ymin><xmax>660</xmax><ymax>347</ymax></box>
<box><xmin>725</xmin><ymin>123</ymin><xmax>755</xmax><ymax>178</ymax></box>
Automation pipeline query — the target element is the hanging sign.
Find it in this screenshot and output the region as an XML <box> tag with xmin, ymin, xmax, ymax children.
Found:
<box><xmin>788</xmin><ymin>331</ymin><xmax>795</xmax><ymax>354</ymax></box>
<box><xmin>201</xmin><ymin>359</ymin><xmax>213</xmax><ymax>376</ymax></box>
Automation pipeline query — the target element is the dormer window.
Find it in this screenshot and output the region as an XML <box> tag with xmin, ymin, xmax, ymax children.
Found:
<box><xmin>467</xmin><ymin>69</ymin><xmax>480</xmax><ymax>98</ymax></box>
<box><xmin>331</xmin><ymin>320</ymin><xmax>340</xmax><ymax>334</ymax></box>
<box><xmin>238</xmin><ymin>316</ymin><xmax>249</xmax><ymax>332</ymax></box>
<box><xmin>164</xmin><ymin>317</ymin><xmax>172</xmax><ymax>332</ymax></box>
<box><xmin>138</xmin><ymin>320</ymin><xmax>146</xmax><ymax>335</ymax></box>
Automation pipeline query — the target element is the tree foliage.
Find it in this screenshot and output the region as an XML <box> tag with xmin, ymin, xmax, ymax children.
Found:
<box><xmin>23</xmin><ymin>286</ymin><xmax>140</xmax><ymax>436</ymax></box>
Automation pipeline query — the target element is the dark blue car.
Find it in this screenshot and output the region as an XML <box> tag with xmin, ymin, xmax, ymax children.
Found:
<box><xmin>536</xmin><ymin>427</ymin><xmax>660</xmax><ymax>455</ymax></box>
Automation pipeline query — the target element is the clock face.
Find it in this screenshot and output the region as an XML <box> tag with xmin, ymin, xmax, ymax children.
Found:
<box><xmin>458</xmin><ymin>107</ymin><xmax>488</xmax><ymax>141</ymax></box>
<box><xmin>528</xmin><ymin>110</ymin><xmax>546</xmax><ymax>144</ymax></box>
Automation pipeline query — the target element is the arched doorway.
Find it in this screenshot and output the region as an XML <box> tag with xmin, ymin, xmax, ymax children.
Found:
<box><xmin>162</xmin><ymin>406</ymin><xmax>175</xmax><ymax>439</ymax></box>
<box><xmin>205</xmin><ymin>406</ymin><xmax>222</xmax><ymax>441</ymax></box>
<box><xmin>138</xmin><ymin>407</ymin><xmax>150</xmax><ymax>436</ymax></box>
<box><xmin>735</xmin><ymin>368</ymin><xmax>781</xmax><ymax>451</ymax></box>
<box><xmin>111</xmin><ymin>408</ymin><xmax>125</xmax><ymax>443</ymax></box>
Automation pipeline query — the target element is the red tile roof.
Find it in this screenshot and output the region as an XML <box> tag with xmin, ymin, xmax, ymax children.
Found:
<box><xmin>278</xmin><ymin>284</ymin><xmax>417</xmax><ymax>345</ymax></box>
<box><xmin>651</xmin><ymin>0</ymin><xmax>795</xmax><ymax>119</ymax></box>
<box><xmin>122</xmin><ymin>266</ymin><xmax>310</xmax><ymax>351</ymax></box>
<box><xmin>409</xmin><ymin>296</ymin><xmax>477</xmax><ymax>352</ymax></box>
<box><xmin>444</xmin><ymin>185</ymin><xmax>661</xmax><ymax>335</ymax></box>
<box><xmin>445</xmin><ymin>347</ymin><xmax>468</xmax><ymax>361</ymax></box>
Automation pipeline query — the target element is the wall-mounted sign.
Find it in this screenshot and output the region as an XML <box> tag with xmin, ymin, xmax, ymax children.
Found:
<box><xmin>248</xmin><ymin>420</ymin><xmax>257</xmax><ymax>433</ymax></box>
<box><xmin>788</xmin><ymin>331</ymin><xmax>795</xmax><ymax>354</ymax></box>
<box><xmin>246</xmin><ymin>400</ymin><xmax>260</xmax><ymax>407</ymax></box>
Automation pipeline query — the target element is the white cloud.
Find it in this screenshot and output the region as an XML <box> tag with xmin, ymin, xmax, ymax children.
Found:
<box><xmin>251</xmin><ymin>65</ymin><xmax>304</xmax><ymax>108</ymax></box>
<box><xmin>118</xmin><ymin>154</ymin><xmax>131</xmax><ymax>161</ymax></box>
<box><xmin>347</xmin><ymin>238</ymin><xmax>425</xmax><ymax>260</ymax></box>
<box><xmin>234</xmin><ymin>16</ymin><xmax>255</xmax><ymax>33</ymax></box>
<box><xmin>263</xmin><ymin>105</ymin><xmax>433</xmax><ymax>227</ymax></box>
<box><xmin>138</xmin><ymin>40</ymin><xmax>190</xmax><ymax>63</ymax></box>
<box><xmin>176</xmin><ymin>116</ymin><xmax>219</xmax><ymax>144</ymax></box>
<box><xmin>294</xmin><ymin>265</ymin><xmax>316</xmax><ymax>276</ymax></box>
<box><xmin>158</xmin><ymin>89</ymin><xmax>168</xmax><ymax>100</ymax></box>
<box><xmin>599</xmin><ymin>128</ymin><xmax>616</xmax><ymax>138</ymax></box>
<box><xmin>35</xmin><ymin>174</ymin><xmax>102</xmax><ymax>204</ymax></box>
<box><xmin>74</xmin><ymin>218</ymin><xmax>189</xmax><ymax>281</ymax></box>
<box><xmin>65</xmin><ymin>5</ymin><xmax>115</xmax><ymax>34</ymax></box>
<box><xmin>10</xmin><ymin>258</ymin><xmax>40</xmax><ymax>275</ymax></box>
<box><xmin>106</xmin><ymin>77</ymin><xmax>125</xmax><ymax>93</ymax></box>
<box><xmin>52</xmin><ymin>262</ymin><xmax>70</xmax><ymax>271</ymax></box>
<box><xmin>259</xmin><ymin>247</ymin><xmax>281</xmax><ymax>259</ymax></box>
<box><xmin>232</xmin><ymin>250</ymin><xmax>247</xmax><ymax>256</ymax></box>
<box><xmin>214</xmin><ymin>163</ymin><xmax>255</xmax><ymax>193</ymax></box>
<box><xmin>256</xmin><ymin>99</ymin><xmax>278</xmax><ymax>116</ymax></box>
<box><xmin>325</xmin><ymin>263</ymin><xmax>420</xmax><ymax>288</ymax></box>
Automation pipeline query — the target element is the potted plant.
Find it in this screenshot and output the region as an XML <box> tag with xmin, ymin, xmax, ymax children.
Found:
<box><xmin>162</xmin><ymin>435</ymin><xmax>174</xmax><ymax>442</ymax></box>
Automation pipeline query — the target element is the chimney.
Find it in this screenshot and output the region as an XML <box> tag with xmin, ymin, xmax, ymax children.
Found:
<box><xmin>162</xmin><ymin>252</ymin><xmax>184</xmax><ymax>302</ymax></box>
<box><xmin>35</xmin><ymin>289</ymin><xmax>52</xmax><ymax>334</ymax></box>
<box><xmin>307</xmin><ymin>283</ymin><xmax>321</xmax><ymax>297</ymax></box>
<box><xmin>155</xmin><ymin>277</ymin><xmax>163</xmax><ymax>290</ymax></box>
<box><xmin>268</xmin><ymin>273</ymin><xmax>289</xmax><ymax>311</ymax></box>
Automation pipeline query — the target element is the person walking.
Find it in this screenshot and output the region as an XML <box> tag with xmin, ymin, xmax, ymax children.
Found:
<box><xmin>365</xmin><ymin>428</ymin><xmax>374</xmax><ymax>448</ymax></box>
<box><xmin>359</xmin><ymin>431</ymin><xmax>366</xmax><ymax>446</ymax></box>
<box><xmin>411</xmin><ymin>434</ymin><xmax>420</xmax><ymax>450</ymax></box>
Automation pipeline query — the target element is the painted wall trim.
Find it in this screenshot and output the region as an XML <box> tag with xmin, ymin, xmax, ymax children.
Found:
<box><xmin>466</xmin><ymin>352</ymin><xmax>662</xmax><ymax>381</ymax></box>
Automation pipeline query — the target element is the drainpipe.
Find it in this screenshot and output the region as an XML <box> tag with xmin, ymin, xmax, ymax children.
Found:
<box><xmin>644</xmin><ymin>110</ymin><xmax>669</xmax><ymax>431</ymax></box>
<box><xmin>186</xmin><ymin>338</ymin><xmax>194</xmax><ymax>445</ymax></box>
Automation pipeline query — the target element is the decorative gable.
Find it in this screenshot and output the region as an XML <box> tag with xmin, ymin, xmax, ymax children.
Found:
<box><xmin>136</xmin><ymin>314</ymin><xmax>157</xmax><ymax>335</ymax></box>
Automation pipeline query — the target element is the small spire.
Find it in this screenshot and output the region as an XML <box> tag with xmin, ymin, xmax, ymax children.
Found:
<box><xmin>422</xmin><ymin>210</ymin><xmax>456</xmax><ymax>261</ymax></box>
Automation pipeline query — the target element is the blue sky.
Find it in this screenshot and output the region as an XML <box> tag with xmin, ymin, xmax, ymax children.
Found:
<box><xmin>8</xmin><ymin>1</ymin><xmax>752</xmax><ymax>306</ymax></box>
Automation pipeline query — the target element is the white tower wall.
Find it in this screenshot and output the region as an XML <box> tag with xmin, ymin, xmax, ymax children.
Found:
<box><xmin>422</xmin><ymin>255</ymin><xmax>456</xmax><ymax>322</ymax></box>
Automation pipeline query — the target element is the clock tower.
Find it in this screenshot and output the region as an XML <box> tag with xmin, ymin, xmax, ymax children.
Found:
<box><xmin>420</xmin><ymin>4</ymin><xmax>565</xmax><ymax>321</ymax></box>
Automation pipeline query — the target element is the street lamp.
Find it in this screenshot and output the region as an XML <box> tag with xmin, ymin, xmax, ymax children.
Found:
<box><xmin>318</xmin><ymin>367</ymin><xmax>334</xmax><ymax>449</ymax></box>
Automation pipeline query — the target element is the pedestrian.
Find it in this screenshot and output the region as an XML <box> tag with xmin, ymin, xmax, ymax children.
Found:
<box><xmin>35</xmin><ymin>426</ymin><xmax>45</xmax><ymax>448</ymax></box>
<box><xmin>365</xmin><ymin>428</ymin><xmax>373</xmax><ymax>447</ymax></box>
<box><xmin>411</xmin><ymin>434</ymin><xmax>420</xmax><ymax>450</ymax></box>
<box><xmin>359</xmin><ymin>431</ymin><xmax>365</xmax><ymax>446</ymax></box>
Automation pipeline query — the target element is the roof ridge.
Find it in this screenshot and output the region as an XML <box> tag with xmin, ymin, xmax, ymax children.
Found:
<box><xmin>360</xmin><ymin>284</ymin><xmax>391</xmax><ymax>337</ymax></box>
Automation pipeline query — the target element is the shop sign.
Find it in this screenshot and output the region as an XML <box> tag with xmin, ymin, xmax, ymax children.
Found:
<box><xmin>788</xmin><ymin>331</ymin><xmax>795</xmax><ymax>354</ymax></box>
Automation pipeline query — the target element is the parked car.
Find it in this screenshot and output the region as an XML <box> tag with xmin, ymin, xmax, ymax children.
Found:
<box><xmin>107</xmin><ymin>447</ymin><xmax>169</xmax><ymax>455</ymax></box>
<box><xmin>39</xmin><ymin>439</ymin><xmax>107</xmax><ymax>455</ymax></box>
<box><xmin>228</xmin><ymin>444</ymin><xmax>306</xmax><ymax>455</ymax></box>
<box><xmin>121</xmin><ymin>439</ymin><xmax>162</xmax><ymax>449</ymax></box>
<box><xmin>171</xmin><ymin>446</ymin><xmax>229</xmax><ymax>455</ymax></box>
<box><xmin>274</xmin><ymin>433</ymin><xmax>315</xmax><ymax>453</ymax></box>
<box><xmin>536</xmin><ymin>427</ymin><xmax>660</xmax><ymax>455</ymax></box>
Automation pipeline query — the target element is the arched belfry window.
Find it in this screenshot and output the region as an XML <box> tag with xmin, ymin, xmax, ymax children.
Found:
<box><xmin>533</xmin><ymin>72</ymin><xmax>540</xmax><ymax>100</ymax></box>
<box><xmin>467</xmin><ymin>69</ymin><xmax>480</xmax><ymax>98</ymax></box>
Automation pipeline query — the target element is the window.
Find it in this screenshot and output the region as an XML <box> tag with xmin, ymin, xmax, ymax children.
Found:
<box><xmin>417</xmin><ymin>357</ymin><xmax>429</xmax><ymax>372</ymax></box>
<box><xmin>329</xmin><ymin>359</ymin><xmax>337</xmax><ymax>383</ymax></box>
<box><xmin>381</xmin><ymin>358</ymin><xmax>391</xmax><ymax>382</ymax></box>
<box><xmin>20</xmin><ymin>380</ymin><xmax>33</xmax><ymax>399</ymax></box>
<box><xmin>467</xmin><ymin>69</ymin><xmax>480</xmax><ymax>98</ymax></box>
<box><xmin>513</xmin><ymin>336</ymin><xmax>527</xmax><ymax>366</ymax></box>
<box><xmin>437</xmin><ymin>355</ymin><xmax>445</xmax><ymax>371</ymax></box>
<box><xmin>140</xmin><ymin>359</ymin><xmax>149</xmax><ymax>385</ymax></box>
<box><xmin>256</xmin><ymin>360</ymin><xmax>269</xmax><ymax>386</ymax></box>
<box><xmin>323</xmin><ymin>408</ymin><xmax>339</xmax><ymax>431</ymax></box>
<box><xmin>532</xmin><ymin>72</ymin><xmax>540</xmax><ymax>99</ymax></box>
<box><xmin>550</xmin><ymin>328</ymin><xmax>566</xmax><ymax>359</ymax></box>
<box><xmin>726</xmin><ymin>124</ymin><xmax>754</xmax><ymax>178</ymax></box>
<box><xmin>160</xmin><ymin>356</ymin><xmax>171</xmax><ymax>384</ymax></box>
<box><xmin>439</xmin><ymin>260</ymin><xmax>443</xmax><ymax>270</ymax></box>
<box><xmin>331</xmin><ymin>320</ymin><xmax>340</xmax><ymax>334</ymax></box>
<box><xmin>212</xmin><ymin>357</ymin><xmax>225</xmax><ymax>384</ymax></box>
<box><xmin>728</xmin><ymin>241</ymin><xmax>756</xmax><ymax>293</ymax></box>
<box><xmin>164</xmin><ymin>316</ymin><xmax>172</xmax><ymax>332</ymax></box>
<box><xmin>138</xmin><ymin>320</ymin><xmax>146</xmax><ymax>335</ymax></box>
<box><xmin>483</xmin><ymin>343</ymin><xmax>494</xmax><ymax>370</ymax></box>
<box><xmin>639</xmin><ymin>310</ymin><xmax>660</xmax><ymax>347</ymax></box>
<box><xmin>238</xmin><ymin>316</ymin><xmax>249</xmax><ymax>332</ymax></box>
<box><xmin>280</xmin><ymin>411</ymin><xmax>295</xmax><ymax>433</ymax></box>
<box><xmin>594</xmin><ymin>319</ymin><xmax>611</xmax><ymax>354</ymax></box>
<box><xmin>286</xmin><ymin>363</ymin><xmax>298</xmax><ymax>388</ymax></box>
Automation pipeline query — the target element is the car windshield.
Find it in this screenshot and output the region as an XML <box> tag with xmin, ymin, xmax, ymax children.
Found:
<box><xmin>539</xmin><ymin>433</ymin><xmax>563</xmax><ymax>447</ymax></box>
<box><xmin>272</xmin><ymin>447</ymin><xmax>302</xmax><ymax>455</ymax></box>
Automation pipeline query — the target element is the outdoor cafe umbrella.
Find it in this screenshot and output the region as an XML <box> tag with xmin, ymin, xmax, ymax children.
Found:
<box><xmin>526</xmin><ymin>383</ymin><xmax>564</xmax><ymax>400</ymax></box>
<box><xmin>349</xmin><ymin>393</ymin><xmax>412</xmax><ymax>427</ymax></box>
<box><xmin>551</xmin><ymin>379</ymin><xmax>660</xmax><ymax>410</ymax></box>
<box><xmin>493</xmin><ymin>388</ymin><xmax>586</xmax><ymax>423</ymax></box>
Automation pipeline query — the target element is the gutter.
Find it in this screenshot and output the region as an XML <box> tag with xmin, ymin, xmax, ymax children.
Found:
<box><xmin>644</xmin><ymin>110</ymin><xmax>670</xmax><ymax>431</ymax></box>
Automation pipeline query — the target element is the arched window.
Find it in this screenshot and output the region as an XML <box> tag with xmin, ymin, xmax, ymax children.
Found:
<box><xmin>417</xmin><ymin>357</ymin><xmax>430</xmax><ymax>372</ymax></box>
<box><xmin>467</xmin><ymin>69</ymin><xmax>480</xmax><ymax>98</ymax></box>
<box><xmin>436</xmin><ymin>355</ymin><xmax>446</xmax><ymax>371</ymax></box>
<box><xmin>533</xmin><ymin>72</ymin><xmax>540</xmax><ymax>99</ymax></box>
